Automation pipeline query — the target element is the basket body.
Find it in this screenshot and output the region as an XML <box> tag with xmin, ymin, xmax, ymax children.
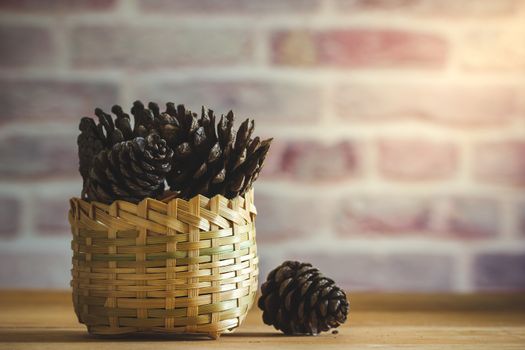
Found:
<box><xmin>69</xmin><ymin>189</ymin><xmax>258</xmax><ymax>338</ymax></box>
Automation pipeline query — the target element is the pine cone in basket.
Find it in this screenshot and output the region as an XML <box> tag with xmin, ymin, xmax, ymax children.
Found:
<box><xmin>258</xmin><ymin>261</ymin><xmax>349</xmax><ymax>335</ymax></box>
<box><xmin>77</xmin><ymin>117</ymin><xmax>105</xmax><ymax>199</ymax></box>
<box><xmin>161</xmin><ymin>104</ymin><xmax>272</xmax><ymax>199</ymax></box>
<box><xmin>77</xmin><ymin>100</ymin><xmax>272</xmax><ymax>202</ymax></box>
<box><xmin>115</xmin><ymin>101</ymin><xmax>272</xmax><ymax>199</ymax></box>
<box><xmin>86</xmin><ymin>133</ymin><xmax>173</xmax><ymax>204</ymax></box>
<box><xmin>77</xmin><ymin>107</ymin><xmax>137</xmax><ymax>198</ymax></box>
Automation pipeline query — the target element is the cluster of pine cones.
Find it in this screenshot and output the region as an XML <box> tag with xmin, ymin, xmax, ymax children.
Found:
<box><xmin>77</xmin><ymin>101</ymin><xmax>272</xmax><ymax>204</ymax></box>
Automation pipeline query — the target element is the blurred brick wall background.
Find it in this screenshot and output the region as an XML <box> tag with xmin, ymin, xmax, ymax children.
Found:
<box><xmin>0</xmin><ymin>0</ymin><xmax>524</xmax><ymax>291</ymax></box>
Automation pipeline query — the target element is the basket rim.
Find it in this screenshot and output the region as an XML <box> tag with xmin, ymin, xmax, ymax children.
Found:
<box><xmin>70</xmin><ymin>188</ymin><xmax>254</xmax><ymax>208</ymax></box>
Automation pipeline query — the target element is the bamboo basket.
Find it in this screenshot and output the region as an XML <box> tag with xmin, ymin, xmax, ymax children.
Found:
<box><xmin>69</xmin><ymin>189</ymin><xmax>258</xmax><ymax>339</ymax></box>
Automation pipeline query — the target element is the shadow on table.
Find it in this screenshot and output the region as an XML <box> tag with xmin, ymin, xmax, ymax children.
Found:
<box><xmin>0</xmin><ymin>329</ymin><xmax>282</xmax><ymax>343</ymax></box>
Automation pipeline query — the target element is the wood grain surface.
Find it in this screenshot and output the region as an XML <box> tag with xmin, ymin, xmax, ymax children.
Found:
<box><xmin>0</xmin><ymin>290</ymin><xmax>524</xmax><ymax>349</ymax></box>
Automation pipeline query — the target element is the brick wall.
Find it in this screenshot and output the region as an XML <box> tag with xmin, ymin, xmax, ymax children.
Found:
<box><xmin>0</xmin><ymin>0</ymin><xmax>524</xmax><ymax>291</ymax></box>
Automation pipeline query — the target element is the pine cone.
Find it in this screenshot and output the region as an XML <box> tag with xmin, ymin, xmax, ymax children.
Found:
<box><xmin>258</xmin><ymin>261</ymin><xmax>349</xmax><ymax>335</ymax></box>
<box><xmin>159</xmin><ymin>104</ymin><xmax>272</xmax><ymax>199</ymax></box>
<box><xmin>78</xmin><ymin>100</ymin><xmax>272</xmax><ymax>202</ymax></box>
<box><xmin>77</xmin><ymin>117</ymin><xmax>105</xmax><ymax>199</ymax></box>
<box><xmin>77</xmin><ymin>105</ymin><xmax>138</xmax><ymax>198</ymax></box>
<box><xmin>86</xmin><ymin>133</ymin><xmax>173</xmax><ymax>204</ymax></box>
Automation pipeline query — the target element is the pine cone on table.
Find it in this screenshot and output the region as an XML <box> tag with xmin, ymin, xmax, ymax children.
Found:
<box><xmin>258</xmin><ymin>261</ymin><xmax>349</xmax><ymax>335</ymax></box>
<box><xmin>86</xmin><ymin>133</ymin><xmax>173</xmax><ymax>204</ymax></box>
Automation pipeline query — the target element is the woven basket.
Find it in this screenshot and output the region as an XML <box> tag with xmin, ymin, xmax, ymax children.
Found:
<box><xmin>69</xmin><ymin>189</ymin><xmax>258</xmax><ymax>339</ymax></box>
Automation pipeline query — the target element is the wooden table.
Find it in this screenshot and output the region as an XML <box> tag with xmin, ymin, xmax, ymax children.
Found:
<box><xmin>0</xmin><ymin>291</ymin><xmax>524</xmax><ymax>349</ymax></box>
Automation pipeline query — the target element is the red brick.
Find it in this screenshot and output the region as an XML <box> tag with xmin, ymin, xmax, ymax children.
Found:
<box><xmin>378</xmin><ymin>139</ymin><xmax>458</xmax><ymax>181</ymax></box>
<box><xmin>473</xmin><ymin>253</ymin><xmax>525</xmax><ymax>291</ymax></box>
<box><xmin>0</xmin><ymin>250</ymin><xmax>71</xmax><ymax>288</ymax></box>
<box><xmin>135</xmin><ymin>80</ymin><xmax>320</xmax><ymax>125</ymax></box>
<box><xmin>255</xmin><ymin>191</ymin><xmax>330</xmax><ymax>243</ymax></box>
<box><xmin>0</xmin><ymin>196</ymin><xmax>20</xmax><ymax>238</ymax></box>
<box><xmin>288</xmin><ymin>252</ymin><xmax>455</xmax><ymax>291</ymax></box>
<box><xmin>71</xmin><ymin>25</ymin><xmax>253</xmax><ymax>68</ymax></box>
<box><xmin>258</xmin><ymin>140</ymin><xmax>287</xmax><ymax>180</ymax></box>
<box><xmin>0</xmin><ymin>0</ymin><xmax>116</xmax><ymax>12</ymax></box>
<box><xmin>473</xmin><ymin>141</ymin><xmax>525</xmax><ymax>186</ymax></box>
<box><xmin>34</xmin><ymin>195</ymin><xmax>72</xmax><ymax>236</ymax></box>
<box><xmin>335</xmin><ymin>83</ymin><xmax>519</xmax><ymax>127</ymax></box>
<box><xmin>0</xmin><ymin>79</ymin><xmax>119</xmax><ymax>124</ymax></box>
<box><xmin>272</xmin><ymin>29</ymin><xmax>448</xmax><ymax>68</ymax></box>
<box><xmin>459</xmin><ymin>29</ymin><xmax>525</xmax><ymax>71</ymax></box>
<box><xmin>336</xmin><ymin>196</ymin><xmax>498</xmax><ymax>238</ymax></box>
<box><xmin>518</xmin><ymin>202</ymin><xmax>525</xmax><ymax>237</ymax></box>
<box><xmin>0</xmin><ymin>133</ymin><xmax>79</xmax><ymax>179</ymax></box>
<box><xmin>0</xmin><ymin>25</ymin><xmax>55</xmax><ymax>69</ymax></box>
<box><xmin>139</xmin><ymin>0</ymin><xmax>320</xmax><ymax>13</ymax></box>
<box><xmin>266</xmin><ymin>140</ymin><xmax>361</xmax><ymax>181</ymax></box>
<box><xmin>432</xmin><ymin>197</ymin><xmax>499</xmax><ymax>238</ymax></box>
<box><xmin>335</xmin><ymin>196</ymin><xmax>432</xmax><ymax>235</ymax></box>
<box><xmin>336</xmin><ymin>0</ymin><xmax>518</xmax><ymax>17</ymax></box>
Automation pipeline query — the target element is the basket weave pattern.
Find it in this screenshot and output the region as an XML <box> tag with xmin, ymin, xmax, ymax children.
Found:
<box><xmin>69</xmin><ymin>189</ymin><xmax>258</xmax><ymax>338</ymax></box>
